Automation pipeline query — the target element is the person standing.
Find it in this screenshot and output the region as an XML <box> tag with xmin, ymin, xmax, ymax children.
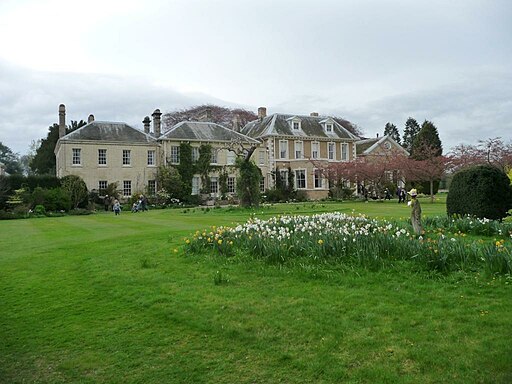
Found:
<box><xmin>408</xmin><ymin>189</ymin><xmax>423</xmax><ymax>235</ymax></box>
<box><xmin>104</xmin><ymin>195</ymin><xmax>111</xmax><ymax>211</ymax></box>
<box><xmin>397</xmin><ymin>187</ymin><xmax>403</xmax><ymax>203</ymax></box>
<box><xmin>113</xmin><ymin>199</ymin><xmax>121</xmax><ymax>216</ymax></box>
<box><xmin>140</xmin><ymin>194</ymin><xmax>148</xmax><ymax>211</ymax></box>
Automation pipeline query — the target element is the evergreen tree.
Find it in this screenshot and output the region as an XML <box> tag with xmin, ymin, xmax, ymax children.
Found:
<box><xmin>411</xmin><ymin>120</ymin><xmax>443</xmax><ymax>160</ymax></box>
<box><xmin>236</xmin><ymin>157</ymin><xmax>261</xmax><ymax>207</ymax></box>
<box><xmin>30</xmin><ymin>120</ymin><xmax>86</xmax><ymax>175</ymax></box>
<box><xmin>383</xmin><ymin>122</ymin><xmax>400</xmax><ymax>144</ymax></box>
<box><xmin>402</xmin><ymin>117</ymin><xmax>420</xmax><ymax>154</ymax></box>
<box><xmin>0</xmin><ymin>142</ymin><xmax>22</xmax><ymax>175</ymax></box>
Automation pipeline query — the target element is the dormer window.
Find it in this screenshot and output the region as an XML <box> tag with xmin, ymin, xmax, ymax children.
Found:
<box><xmin>320</xmin><ymin>118</ymin><xmax>336</xmax><ymax>134</ymax></box>
<box><xmin>287</xmin><ymin>116</ymin><xmax>302</xmax><ymax>131</ymax></box>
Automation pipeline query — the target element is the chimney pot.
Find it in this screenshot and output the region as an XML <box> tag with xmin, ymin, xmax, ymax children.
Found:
<box><xmin>152</xmin><ymin>109</ymin><xmax>162</xmax><ymax>137</ymax></box>
<box><xmin>310</xmin><ymin>112</ymin><xmax>319</xmax><ymax>117</ymax></box>
<box><xmin>88</xmin><ymin>114</ymin><xmax>95</xmax><ymax>124</ymax></box>
<box><xmin>205</xmin><ymin>107</ymin><xmax>212</xmax><ymax>121</ymax></box>
<box><xmin>232</xmin><ymin>114</ymin><xmax>241</xmax><ymax>132</ymax></box>
<box><xmin>143</xmin><ymin>116</ymin><xmax>151</xmax><ymax>134</ymax></box>
<box><xmin>258</xmin><ymin>107</ymin><xmax>267</xmax><ymax>121</ymax></box>
<box><xmin>58</xmin><ymin>104</ymin><xmax>66</xmax><ymax>138</ymax></box>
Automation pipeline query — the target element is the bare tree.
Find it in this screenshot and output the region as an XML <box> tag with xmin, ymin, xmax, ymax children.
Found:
<box><xmin>449</xmin><ymin>138</ymin><xmax>512</xmax><ymax>172</ymax></box>
<box><xmin>162</xmin><ymin>104</ymin><xmax>257</xmax><ymax>131</ymax></box>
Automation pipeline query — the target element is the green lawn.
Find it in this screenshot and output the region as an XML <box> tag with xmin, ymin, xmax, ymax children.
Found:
<box><xmin>1</xmin><ymin>199</ymin><xmax>511</xmax><ymax>383</ymax></box>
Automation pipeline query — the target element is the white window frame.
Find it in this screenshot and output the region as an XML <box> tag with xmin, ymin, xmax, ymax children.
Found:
<box><xmin>210</xmin><ymin>149</ymin><xmax>218</xmax><ymax>165</ymax></box>
<box><xmin>122</xmin><ymin>149</ymin><xmax>131</xmax><ymax>166</ymax></box>
<box><xmin>293</xmin><ymin>121</ymin><xmax>300</xmax><ymax>130</ymax></box>
<box><xmin>314</xmin><ymin>169</ymin><xmax>323</xmax><ymax>189</ymax></box>
<box><xmin>295</xmin><ymin>169</ymin><xmax>306</xmax><ymax>189</ymax></box>
<box><xmin>328</xmin><ymin>142</ymin><xmax>336</xmax><ymax>160</ymax></box>
<box><xmin>147</xmin><ymin>150</ymin><xmax>156</xmax><ymax>166</ymax></box>
<box><xmin>279</xmin><ymin>140</ymin><xmax>288</xmax><ymax>159</ymax></box>
<box><xmin>210</xmin><ymin>176</ymin><xmax>218</xmax><ymax>194</ymax></box>
<box><xmin>227</xmin><ymin>150</ymin><xmax>236</xmax><ymax>165</ymax></box>
<box><xmin>258</xmin><ymin>150</ymin><xmax>265</xmax><ymax>165</ymax></box>
<box><xmin>311</xmin><ymin>141</ymin><xmax>319</xmax><ymax>159</ymax></box>
<box><xmin>192</xmin><ymin>147</ymin><xmax>200</xmax><ymax>162</ymax></box>
<box><xmin>326</xmin><ymin>123</ymin><xmax>333</xmax><ymax>133</ymax></box>
<box><xmin>170</xmin><ymin>146</ymin><xmax>180</xmax><ymax>164</ymax></box>
<box><xmin>98</xmin><ymin>180</ymin><xmax>108</xmax><ymax>191</ymax></box>
<box><xmin>279</xmin><ymin>169</ymin><xmax>289</xmax><ymax>187</ymax></box>
<box><xmin>98</xmin><ymin>149</ymin><xmax>107</xmax><ymax>165</ymax></box>
<box><xmin>72</xmin><ymin>148</ymin><xmax>81</xmax><ymax>165</ymax></box>
<box><xmin>192</xmin><ymin>176</ymin><xmax>200</xmax><ymax>195</ymax></box>
<box><xmin>123</xmin><ymin>180</ymin><xmax>132</xmax><ymax>196</ymax></box>
<box><xmin>341</xmin><ymin>143</ymin><xmax>349</xmax><ymax>161</ymax></box>
<box><xmin>227</xmin><ymin>176</ymin><xmax>236</xmax><ymax>193</ymax></box>
<box><xmin>148</xmin><ymin>180</ymin><xmax>156</xmax><ymax>195</ymax></box>
<box><xmin>294</xmin><ymin>141</ymin><xmax>303</xmax><ymax>159</ymax></box>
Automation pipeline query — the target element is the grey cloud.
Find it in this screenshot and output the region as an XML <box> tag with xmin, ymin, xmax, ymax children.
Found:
<box><xmin>336</xmin><ymin>70</ymin><xmax>512</xmax><ymax>151</ymax></box>
<box><xmin>0</xmin><ymin>62</ymin><xmax>228</xmax><ymax>154</ymax></box>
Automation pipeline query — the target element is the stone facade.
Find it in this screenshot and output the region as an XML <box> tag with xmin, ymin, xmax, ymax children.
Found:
<box><xmin>54</xmin><ymin>105</ymin><xmax>405</xmax><ymax>202</ymax></box>
<box><xmin>241</xmin><ymin>111</ymin><xmax>359</xmax><ymax>199</ymax></box>
<box><xmin>55</xmin><ymin>139</ymin><xmax>159</xmax><ymax>197</ymax></box>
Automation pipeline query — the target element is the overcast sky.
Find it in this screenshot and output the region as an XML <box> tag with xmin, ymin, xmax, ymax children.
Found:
<box><xmin>1</xmin><ymin>0</ymin><xmax>511</xmax><ymax>155</ymax></box>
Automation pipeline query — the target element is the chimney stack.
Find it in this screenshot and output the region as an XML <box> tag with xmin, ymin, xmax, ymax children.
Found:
<box><xmin>152</xmin><ymin>109</ymin><xmax>162</xmax><ymax>137</ymax></box>
<box><xmin>258</xmin><ymin>107</ymin><xmax>267</xmax><ymax>121</ymax></box>
<box><xmin>143</xmin><ymin>116</ymin><xmax>151</xmax><ymax>134</ymax></box>
<box><xmin>232</xmin><ymin>114</ymin><xmax>241</xmax><ymax>132</ymax></box>
<box><xmin>58</xmin><ymin>104</ymin><xmax>66</xmax><ymax>138</ymax></box>
<box><xmin>205</xmin><ymin>107</ymin><xmax>212</xmax><ymax>121</ymax></box>
<box><xmin>88</xmin><ymin>114</ymin><xmax>95</xmax><ymax>124</ymax></box>
<box><xmin>310</xmin><ymin>112</ymin><xmax>319</xmax><ymax>117</ymax></box>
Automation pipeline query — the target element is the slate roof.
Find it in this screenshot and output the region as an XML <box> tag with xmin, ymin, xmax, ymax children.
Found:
<box><xmin>161</xmin><ymin>121</ymin><xmax>259</xmax><ymax>143</ymax></box>
<box><xmin>356</xmin><ymin>138</ymin><xmax>380</xmax><ymax>155</ymax></box>
<box><xmin>356</xmin><ymin>135</ymin><xmax>409</xmax><ymax>156</ymax></box>
<box><xmin>59</xmin><ymin>121</ymin><xmax>158</xmax><ymax>144</ymax></box>
<box><xmin>241</xmin><ymin>114</ymin><xmax>359</xmax><ymax>140</ymax></box>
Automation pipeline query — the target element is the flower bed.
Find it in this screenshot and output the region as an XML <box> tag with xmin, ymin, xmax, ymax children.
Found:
<box><xmin>184</xmin><ymin>212</ymin><xmax>512</xmax><ymax>275</ymax></box>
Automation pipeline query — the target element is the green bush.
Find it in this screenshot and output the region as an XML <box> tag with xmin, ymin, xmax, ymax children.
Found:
<box><xmin>447</xmin><ymin>165</ymin><xmax>512</xmax><ymax>220</ymax></box>
<box><xmin>7</xmin><ymin>174</ymin><xmax>61</xmax><ymax>191</ymax></box>
<box><xmin>33</xmin><ymin>205</ymin><xmax>46</xmax><ymax>215</ymax></box>
<box><xmin>45</xmin><ymin>188</ymin><xmax>72</xmax><ymax>211</ymax></box>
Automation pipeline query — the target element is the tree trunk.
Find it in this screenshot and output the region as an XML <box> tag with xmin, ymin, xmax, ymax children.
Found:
<box><xmin>430</xmin><ymin>179</ymin><xmax>434</xmax><ymax>203</ymax></box>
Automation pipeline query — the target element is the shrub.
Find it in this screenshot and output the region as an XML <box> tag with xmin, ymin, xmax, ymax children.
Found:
<box><xmin>33</xmin><ymin>205</ymin><xmax>46</xmax><ymax>215</ymax></box>
<box><xmin>447</xmin><ymin>165</ymin><xmax>512</xmax><ymax>220</ymax></box>
<box><xmin>45</xmin><ymin>188</ymin><xmax>72</xmax><ymax>211</ymax></box>
<box><xmin>61</xmin><ymin>175</ymin><xmax>89</xmax><ymax>209</ymax></box>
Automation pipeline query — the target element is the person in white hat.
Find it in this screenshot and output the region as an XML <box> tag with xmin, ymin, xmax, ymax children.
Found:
<box><xmin>408</xmin><ymin>188</ymin><xmax>423</xmax><ymax>235</ymax></box>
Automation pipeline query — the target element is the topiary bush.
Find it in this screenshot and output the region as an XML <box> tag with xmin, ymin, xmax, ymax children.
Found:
<box><xmin>447</xmin><ymin>165</ymin><xmax>512</xmax><ymax>220</ymax></box>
